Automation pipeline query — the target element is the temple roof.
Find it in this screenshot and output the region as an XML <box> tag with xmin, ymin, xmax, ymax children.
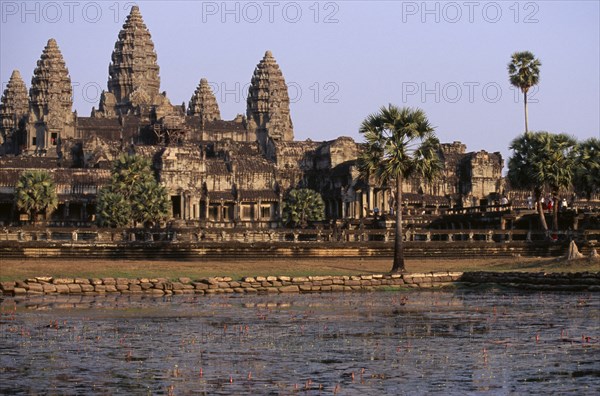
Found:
<box><xmin>247</xmin><ymin>50</ymin><xmax>294</xmax><ymax>141</ymax></box>
<box><xmin>107</xmin><ymin>6</ymin><xmax>161</xmax><ymax>108</ymax></box>
<box><xmin>188</xmin><ymin>78</ymin><xmax>221</xmax><ymax>121</ymax></box>
<box><xmin>29</xmin><ymin>38</ymin><xmax>73</xmax><ymax>120</ymax></box>
<box><xmin>0</xmin><ymin>70</ymin><xmax>29</xmax><ymax>134</ymax></box>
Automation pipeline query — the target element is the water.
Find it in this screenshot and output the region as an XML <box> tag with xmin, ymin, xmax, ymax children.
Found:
<box><xmin>1</xmin><ymin>290</ymin><xmax>598</xmax><ymax>395</ymax></box>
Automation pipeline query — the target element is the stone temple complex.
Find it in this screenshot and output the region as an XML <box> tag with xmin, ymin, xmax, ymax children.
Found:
<box><xmin>0</xmin><ymin>6</ymin><xmax>504</xmax><ymax>226</ymax></box>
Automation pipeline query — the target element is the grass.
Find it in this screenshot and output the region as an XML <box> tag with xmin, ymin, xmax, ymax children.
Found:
<box><xmin>1</xmin><ymin>256</ymin><xmax>598</xmax><ymax>282</ymax></box>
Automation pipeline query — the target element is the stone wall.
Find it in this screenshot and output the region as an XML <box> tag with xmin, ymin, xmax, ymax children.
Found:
<box><xmin>2</xmin><ymin>271</ymin><xmax>598</xmax><ymax>297</ymax></box>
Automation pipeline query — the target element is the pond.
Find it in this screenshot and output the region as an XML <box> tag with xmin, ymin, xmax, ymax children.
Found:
<box><xmin>0</xmin><ymin>290</ymin><xmax>598</xmax><ymax>395</ymax></box>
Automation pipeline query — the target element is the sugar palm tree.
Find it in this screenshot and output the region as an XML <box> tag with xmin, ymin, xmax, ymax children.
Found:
<box><xmin>96</xmin><ymin>189</ymin><xmax>131</xmax><ymax>227</ymax></box>
<box><xmin>282</xmin><ymin>188</ymin><xmax>325</xmax><ymax>228</ymax></box>
<box><xmin>15</xmin><ymin>170</ymin><xmax>58</xmax><ymax>221</ymax></box>
<box><xmin>359</xmin><ymin>105</ymin><xmax>441</xmax><ymax>272</ymax></box>
<box><xmin>97</xmin><ymin>154</ymin><xmax>170</xmax><ymax>228</ymax></box>
<box><xmin>508</xmin><ymin>51</ymin><xmax>541</xmax><ymax>133</ymax></box>
<box><xmin>573</xmin><ymin>138</ymin><xmax>600</xmax><ymax>200</ymax></box>
<box><xmin>508</xmin><ymin>131</ymin><xmax>576</xmax><ymax>231</ymax></box>
<box><xmin>131</xmin><ymin>179</ymin><xmax>170</xmax><ymax>227</ymax></box>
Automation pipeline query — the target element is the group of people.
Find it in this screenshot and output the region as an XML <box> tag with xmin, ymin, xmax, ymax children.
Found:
<box><xmin>527</xmin><ymin>195</ymin><xmax>569</xmax><ymax>212</ymax></box>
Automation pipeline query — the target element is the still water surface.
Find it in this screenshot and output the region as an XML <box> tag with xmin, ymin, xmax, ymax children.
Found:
<box><xmin>1</xmin><ymin>290</ymin><xmax>598</xmax><ymax>395</ymax></box>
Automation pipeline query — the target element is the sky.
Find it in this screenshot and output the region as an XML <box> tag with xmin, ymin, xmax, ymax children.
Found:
<box><xmin>1</xmin><ymin>0</ymin><xmax>599</xmax><ymax>168</ymax></box>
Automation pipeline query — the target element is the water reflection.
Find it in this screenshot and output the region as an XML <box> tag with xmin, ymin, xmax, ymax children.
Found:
<box><xmin>1</xmin><ymin>290</ymin><xmax>598</xmax><ymax>395</ymax></box>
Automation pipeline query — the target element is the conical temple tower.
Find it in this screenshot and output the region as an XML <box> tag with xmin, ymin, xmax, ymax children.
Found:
<box><xmin>0</xmin><ymin>70</ymin><xmax>29</xmax><ymax>154</ymax></box>
<box><xmin>100</xmin><ymin>5</ymin><xmax>163</xmax><ymax>116</ymax></box>
<box><xmin>27</xmin><ymin>38</ymin><xmax>75</xmax><ymax>155</ymax></box>
<box><xmin>188</xmin><ymin>78</ymin><xmax>221</xmax><ymax>122</ymax></box>
<box><xmin>246</xmin><ymin>51</ymin><xmax>294</xmax><ymax>152</ymax></box>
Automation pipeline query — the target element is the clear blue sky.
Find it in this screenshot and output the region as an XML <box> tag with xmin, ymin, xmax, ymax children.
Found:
<box><xmin>2</xmin><ymin>1</ymin><xmax>599</xmax><ymax>166</ymax></box>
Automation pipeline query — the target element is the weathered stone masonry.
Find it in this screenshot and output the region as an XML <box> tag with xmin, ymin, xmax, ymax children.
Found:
<box><xmin>2</xmin><ymin>272</ymin><xmax>598</xmax><ymax>297</ymax></box>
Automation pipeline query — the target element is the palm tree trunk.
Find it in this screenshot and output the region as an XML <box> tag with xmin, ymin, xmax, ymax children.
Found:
<box><xmin>524</xmin><ymin>91</ymin><xmax>529</xmax><ymax>133</ymax></box>
<box><xmin>391</xmin><ymin>174</ymin><xmax>405</xmax><ymax>273</ymax></box>
<box><xmin>535</xmin><ymin>190</ymin><xmax>548</xmax><ymax>231</ymax></box>
<box><xmin>552</xmin><ymin>193</ymin><xmax>559</xmax><ymax>231</ymax></box>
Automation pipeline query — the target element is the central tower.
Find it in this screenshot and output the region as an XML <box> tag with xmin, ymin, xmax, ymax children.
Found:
<box><xmin>246</xmin><ymin>51</ymin><xmax>294</xmax><ymax>154</ymax></box>
<box><xmin>99</xmin><ymin>5</ymin><xmax>162</xmax><ymax>116</ymax></box>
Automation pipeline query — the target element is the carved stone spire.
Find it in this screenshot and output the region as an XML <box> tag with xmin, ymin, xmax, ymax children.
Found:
<box><xmin>29</xmin><ymin>38</ymin><xmax>73</xmax><ymax>121</ymax></box>
<box><xmin>247</xmin><ymin>50</ymin><xmax>294</xmax><ymax>145</ymax></box>
<box><xmin>188</xmin><ymin>78</ymin><xmax>221</xmax><ymax>122</ymax></box>
<box><xmin>27</xmin><ymin>38</ymin><xmax>75</xmax><ymax>155</ymax></box>
<box><xmin>0</xmin><ymin>70</ymin><xmax>28</xmax><ymax>152</ymax></box>
<box><xmin>106</xmin><ymin>5</ymin><xmax>161</xmax><ymax>113</ymax></box>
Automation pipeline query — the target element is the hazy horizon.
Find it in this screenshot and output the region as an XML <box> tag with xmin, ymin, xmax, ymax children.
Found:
<box><xmin>1</xmin><ymin>1</ymin><xmax>599</xmax><ymax>165</ymax></box>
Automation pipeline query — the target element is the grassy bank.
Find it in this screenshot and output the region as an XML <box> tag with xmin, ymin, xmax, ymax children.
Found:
<box><xmin>1</xmin><ymin>257</ymin><xmax>598</xmax><ymax>282</ymax></box>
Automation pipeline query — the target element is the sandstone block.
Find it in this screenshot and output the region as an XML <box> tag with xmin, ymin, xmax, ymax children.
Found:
<box><xmin>35</xmin><ymin>276</ymin><xmax>53</xmax><ymax>282</ymax></box>
<box><xmin>67</xmin><ymin>284</ymin><xmax>82</xmax><ymax>293</ymax></box>
<box><xmin>53</xmin><ymin>278</ymin><xmax>73</xmax><ymax>285</ymax></box>
<box><xmin>292</xmin><ymin>277</ymin><xmax>309</xmax><ymax>283</ymax></box>
<box><xmin>279</xmin><ymin>285</ymin><xmax>300</xmax><ymax>293</ymax></box>
<box><xmin>27</xmin><ymin>283</ymin><xmax>43</xmax><ymax>293</ymax></box>
<box><xmin>0</xmin><ymin>282</ymin><xmax>16</xmax><ymax>292</ymax></box>
<box><xmin>55</xmin><ymin>284</ymin><xmax>70</xmax><ymax>294</ymax></box>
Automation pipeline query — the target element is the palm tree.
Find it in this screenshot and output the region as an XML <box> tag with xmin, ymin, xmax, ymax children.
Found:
<box><xmin>508</xmin><ymin>131</ymin><xmax>576</xmax><ymax>231</ymax></box>
<box><xmin>15</xmin><ymin>170</ymin><xmax>58</xmax><ymax>222</ymax></box>
<box><xmin>282</xmin><ymin>188</ymin><xmax>325</xmax><ymax>228</ymax></box>
<box><xmin>131</xmin><ymin>180</ymin><xmax>170</xmax><ymax>227</ymax></box>
<box><xmin>97</xmin><ymin>154</ymin><xmax>170</xmax><ymax>228</ymax></box>
<box><xmin>359</xmin><ymin>105</ymin><xmax>441</xmax><ymax>272</ymax></box>
<box><xmin>508</xmin><ymin>51</ymin><xmax>541</xmax><ymax>133</ymax></box>
<box><xmin>573</xmin><ymin>138</ymin><xmax>600</xmax><ymax>200</ymax></box>
<box><xmin>96</xmin><ymin>188</ymin><xmax>131</xmax><ymax>227</ymax></box>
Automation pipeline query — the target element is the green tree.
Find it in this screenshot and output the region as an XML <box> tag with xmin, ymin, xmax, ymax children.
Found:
<box><xmin>508</xmin><ymin>131</ymin><xmax>577</xmax><ymax>231</ymax></box>
<box><xmin>97</xmin><ymin>154</ymin><xmax>170</xmax><ymax>227</ymax></box>
<box><xmin>15</xmin><ymin>170</ymin><xmax>58</xmax><ymax>221</ymax></box>
<box><xmin>358</xmin><ymin>105</ymin><xmax>441</xmax><ymax>273</ymax></box>
<box><xmin>282</xmin><ymin>188</ymin><xmax>325</xmax><ymax>227</ymax></box>
<box><xmin>573</xmin><ymin>138</ymin><xmax>600</xmax><ymax>200</ymax></box>
<box><xmin>508</xmin><ymin>51</ymin><xmax>541</xmax><ymax>133</ymax></box>
<box><xmin>96</xmin><ymin>189</ymin><xmax>131</xmax><ymax>227</ymax></box>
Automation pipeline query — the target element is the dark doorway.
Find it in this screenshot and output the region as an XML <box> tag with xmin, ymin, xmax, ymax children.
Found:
<box><xmin>171</xmin><ymin>196</ymin><xmax>181</xmax><ymax>218</ymax></box>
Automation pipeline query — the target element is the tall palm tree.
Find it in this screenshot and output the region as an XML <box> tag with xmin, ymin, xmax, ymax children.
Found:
<box><xmin>573</xmin><ymin>138</ymin><xmax>600</xmax><ymax>200</ymax></box>
<box><xmin>508</xmin><ymin>131</ymin><xmax>576</xmax><ymax>231</ymax></box>
<box><xmin>359</xmin><ymin>105</ymin><xmax>441</xmax><ymax>273</ymax></box>
<box><xmin>508</xmin><ymin>51</ymin><xmax>541</xmax><ymax>133</ymax></box>
<box><xmin>15</xmin><ymin>170</ymin><xmax>58</xmax><ymax>221</ymax></box>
